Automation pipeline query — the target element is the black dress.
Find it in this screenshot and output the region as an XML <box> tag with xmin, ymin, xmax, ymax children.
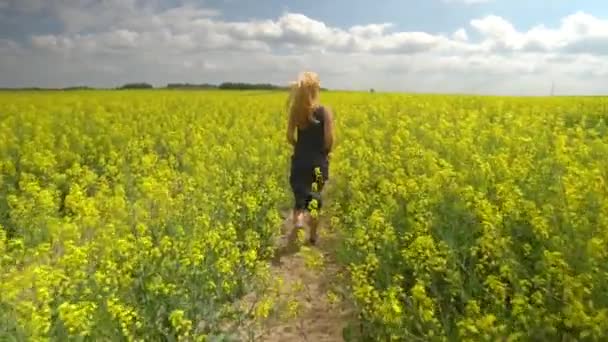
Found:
<box><xmin>289</xmin><ymin>105</ymin><xmax>330</xmax><ymax>211</ymax></box>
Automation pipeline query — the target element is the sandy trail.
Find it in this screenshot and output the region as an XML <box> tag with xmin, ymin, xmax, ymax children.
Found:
<box><xmin>235</xmin><ymin>211</ymin><xmax>354</xmax><ymax>342</ymax></box>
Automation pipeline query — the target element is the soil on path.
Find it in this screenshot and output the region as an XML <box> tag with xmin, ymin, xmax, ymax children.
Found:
<box><xmin>236</xmin><ymin>212</ymin><xmax>354</xmax><ymax>342</ymax></box>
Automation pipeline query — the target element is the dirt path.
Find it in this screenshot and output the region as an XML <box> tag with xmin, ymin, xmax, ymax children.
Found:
<box><xmin>234</xmin><ymin>212</ymin><xmax>354</xmax><ymax>342</ymax></box>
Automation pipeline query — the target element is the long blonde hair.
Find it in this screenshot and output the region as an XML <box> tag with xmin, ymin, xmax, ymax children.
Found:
<box><xmin>287</xmin><ymin>71</ymin><xmax>321</xmax><ymax>129</ymax></box>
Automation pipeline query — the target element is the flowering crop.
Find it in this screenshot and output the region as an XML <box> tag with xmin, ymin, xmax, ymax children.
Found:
<box><xmin>0</xmin><ymin>90</ymin><xmax>290</xmax><ymax>341</ymax></box>
<box><xmin>1</xmin><ymin>90</ymin><xmax>607</xmax><ymax>341</ymax></box>
<box><xmin>328</xmin><ymin>94</ymin><xmax>608</xmax><ymax>341</ymax></box>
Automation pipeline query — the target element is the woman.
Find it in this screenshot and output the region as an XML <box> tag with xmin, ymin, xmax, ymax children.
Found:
<box><xmin>286</xmin><ymin>71</ymin><xmax>334</xmax><ymax>245</ymax></box>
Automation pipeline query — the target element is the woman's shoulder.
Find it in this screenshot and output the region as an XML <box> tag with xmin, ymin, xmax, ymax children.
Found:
<box><xmin>313</xmin><ymin>104</ymin><xmax>332</xmax><ymax>120</ymax></box>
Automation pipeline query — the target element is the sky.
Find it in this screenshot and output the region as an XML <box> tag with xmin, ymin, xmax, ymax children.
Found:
<box><xmin>1</xmin><ymin>0</ymin><xmax>608</xmax><ymax>95</ymax></box>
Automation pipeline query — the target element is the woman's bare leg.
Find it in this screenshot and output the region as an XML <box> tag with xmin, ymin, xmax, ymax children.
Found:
<box><xmin>293</xmin><ymin>209</ymin><xmax>305</xmax><ymax>227</ymax></box>
<box><xmin>287</xmin><ymin>209</ymin><xmax>303</xmax><ymax>247</ymax></box>
<box><xmin>309</xmin><ymin>214</ymin><xmax>319</xmax><ymax>245</ymax></box>
<box><xmin>292</xmin><ymin>209</ymin><xmax>298</xmax><ymax>225</ymax></box>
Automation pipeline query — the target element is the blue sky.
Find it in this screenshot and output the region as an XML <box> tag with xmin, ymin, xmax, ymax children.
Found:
<box><xmin>3</xmin><ymin>0</ymin><xmax>608</xmax><ymax>38</ymax></box>
<box><xmin>213</xmin><ymin>0</ymin><xmax>608</xmax><ymax>32</ymax></box>
<box><xmin>1</xmin><ymin>0</ymin><xmax>608</xmax><ymax>94</ymax></box>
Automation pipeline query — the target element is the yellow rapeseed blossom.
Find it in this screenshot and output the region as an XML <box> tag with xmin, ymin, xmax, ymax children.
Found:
<box><xmin>1</xmin><ymin>90</ymin><xmax>607</xmax><ymax>341</ymax></box>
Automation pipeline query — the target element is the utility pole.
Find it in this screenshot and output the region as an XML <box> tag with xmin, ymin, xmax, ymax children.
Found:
<box><xmin>550</xmin><ymin>81</ymin><xmax>555</xmax><ymax>96</ymax></box>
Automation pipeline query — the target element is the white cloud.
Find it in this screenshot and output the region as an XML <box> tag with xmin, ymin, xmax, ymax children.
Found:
<box><xmin>25</xmin><ymin>6</ymin><xmax>451</xmax><ymax>56</ymax></box>
<box><xmin>1</xmin><ymin>1</ymin><xmax>608</xmax><ymax>95</ymax></box>
<box><xmin>349</xmin><ymin>23</ymin><xmax>393</xmax><ymax>38</ymax></box>
<box><xmin>452</xmin><ymin>28</ymin><xmax>469</xmax><ymax>41</ymax></box>
<box><xmin>469</xmin><ymin>11</ymin><xmax>608</xmax><ymax>55</ymax></box>
<box><xmin>471</xmin><ymin>15</ymin><xmax>518</xmax><ymax>42</ymax></box>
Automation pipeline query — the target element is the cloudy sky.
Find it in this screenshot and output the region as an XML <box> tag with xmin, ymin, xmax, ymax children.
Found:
<box><xmin>1</xmin><ymin>0</ymin><xmax>607</xmax><ymax>95</ymax></box>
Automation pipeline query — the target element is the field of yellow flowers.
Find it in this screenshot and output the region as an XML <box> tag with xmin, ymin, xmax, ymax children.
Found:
<box><xmin>327</xmin><ymin>94</ymin><xmax>608</xmax><ymax>341</ymax></box>
<box><xmin>0</xmin><ymin>90</ymin><xmax>292</xmax><ymax>341</ymax></box>
<box><xmin>1</xmin><ymin>90</ymin><xmax>607</xmax><ymax>341</ymax></box>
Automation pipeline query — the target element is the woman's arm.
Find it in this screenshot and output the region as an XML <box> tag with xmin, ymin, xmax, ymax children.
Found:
<box><xmin>287</xmin><ymin>112</ymin><xmax>296</xmax><ymax>146</ymax></box>
<box><xmin>324</xmin><ymin>107</ymin><xmax>334</xmax><ymax>153</ymax></box>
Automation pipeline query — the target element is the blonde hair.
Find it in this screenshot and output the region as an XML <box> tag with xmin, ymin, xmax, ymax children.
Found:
<box><xmin>287</xmin><ymin>71</ymin><xmax>321</xmax><ymax>129</ymax></box>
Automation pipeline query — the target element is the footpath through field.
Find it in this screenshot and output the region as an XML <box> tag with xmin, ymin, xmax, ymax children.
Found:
<box><xmin>234</xmin><ymin>203</ymin><xmax>354</xmax><ymax>341</ymax></box>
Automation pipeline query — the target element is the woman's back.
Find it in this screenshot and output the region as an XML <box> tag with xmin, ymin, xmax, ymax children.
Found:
<box><xmin>293</xmin><ymin>106</ymin><xmax>327</xmax><ymax>165</ymax></box>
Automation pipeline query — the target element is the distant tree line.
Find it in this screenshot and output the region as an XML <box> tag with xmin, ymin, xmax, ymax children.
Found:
<box><xmin>217</xmin><ymin>82</ymin><xmax>287</xmax><ymax>90</ymax></box>
<box><xmin>0</xmin><ymin>82</ymin><xmax>329</xmax><ymax>91</ymax></box>
<box><xmin>166</xmin><ymin>82</ymin><xmax>292</xmax><ymax>90</ymax></box>
<box><xmin>118</xmin><ymin>83</ymin><xmax>154</xmax><ymax>89</ymax></box>
<box><xmin>166</xmin><ymin>83</ymin><xmax>217</xmax><ymax>89</ymax></box>
<box><xmin>0</xmin><ymin>86</ymin><xmax>95</xmax><ymax>91</ymax></box>
<box><xmin>124</xmin><ymin>82</ymin><xmax>328</xmax><ymax>91</ymax></box>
